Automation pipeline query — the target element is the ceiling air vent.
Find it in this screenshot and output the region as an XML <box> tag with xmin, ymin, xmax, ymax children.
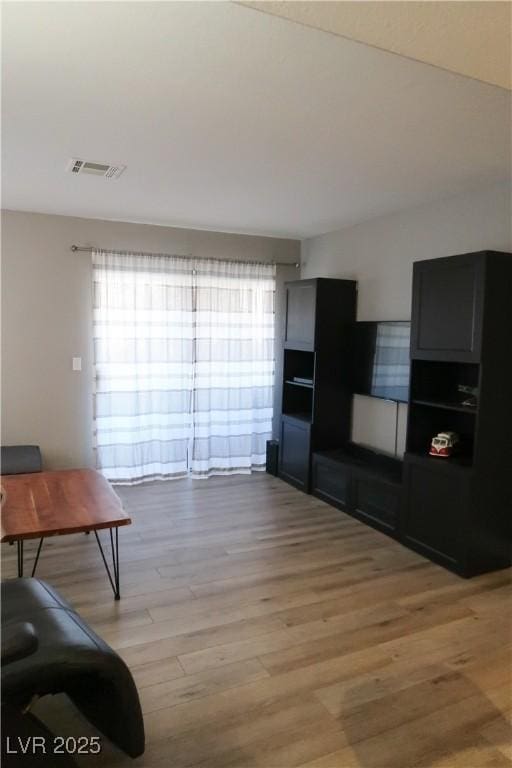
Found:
<box><xmin>66</xmin><ymin>158</ymin><xmax>126</xmax><ymax>179</ymax></box>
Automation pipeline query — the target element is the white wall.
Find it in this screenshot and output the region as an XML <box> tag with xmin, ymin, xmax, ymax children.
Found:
<box><xmin>302</xmin><ymin>182</ymin><xmax>512</xmax><ymax>455</ymax></box>
<box><xmin>1</xmin><ymin>210</ymin><xmax>299</xmax><ymax>469</ymax></box>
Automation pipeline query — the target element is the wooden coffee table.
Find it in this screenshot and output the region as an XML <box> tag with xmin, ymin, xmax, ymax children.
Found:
<box><xmin>0</xmin><ymin>469</ymin><xmax>131</xmax><ymax>599</ymax></box>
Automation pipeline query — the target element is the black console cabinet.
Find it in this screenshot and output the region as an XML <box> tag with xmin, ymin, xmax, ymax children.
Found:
<box><xmin>311</xmin><ymin>451</ymin><xmax>353</xmax><ymax>510</ymax></box>
<box><xmin>312</xmin><ymin>446</ymin><xmax>402</xmax><ymax>536</ymax></box>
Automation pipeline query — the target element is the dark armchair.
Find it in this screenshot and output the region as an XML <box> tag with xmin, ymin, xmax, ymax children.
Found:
<box><xmin>1</xmin><ymin>578</ymin><xmax>145</xmax><ymax>760</ymax></box>
<box><xmin>1</xmin><ymin>446</ymin><xmax>42</xmax><ymax>475</ymax></box>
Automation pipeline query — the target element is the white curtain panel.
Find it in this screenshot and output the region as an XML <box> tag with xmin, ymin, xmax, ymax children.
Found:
<box><xmin>92</xmin><ymin>250</ymin><xmax>275</xmax><ymax>484</ymax></box>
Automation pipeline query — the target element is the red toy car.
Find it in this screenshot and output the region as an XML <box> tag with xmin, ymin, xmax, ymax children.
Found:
<box><xmin>429</xmin><ymin>431</ymin><xmax>460</xmax><ymax>457</ymax></box>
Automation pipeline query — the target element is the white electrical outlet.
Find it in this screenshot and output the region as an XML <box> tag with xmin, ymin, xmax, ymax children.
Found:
<box><xmin>72</xmin><ymin>357</ymin><xmax>82</xmax><ymax>371</ymax></box>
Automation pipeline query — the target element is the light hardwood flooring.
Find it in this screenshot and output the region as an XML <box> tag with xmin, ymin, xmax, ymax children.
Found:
<box><xmin>2</xmin><ymin>473</ymin><xmax>511</xmax><ymax>767</ymax></box>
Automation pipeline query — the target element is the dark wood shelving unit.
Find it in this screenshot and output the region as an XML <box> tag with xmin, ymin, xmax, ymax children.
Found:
<box><xmin>278</xmin><ymin>278</ymin><xmax>357</xmax><ymax>491</ymax></box>
<box><xmin>278</xmin><ymin>251</ymin><xmax>511</xmax><ymax>580</ymax></box>
<box><xmin>402</xmin><ymin>250</ymin><xmax>512</xmax><ymax>577</ymax></box>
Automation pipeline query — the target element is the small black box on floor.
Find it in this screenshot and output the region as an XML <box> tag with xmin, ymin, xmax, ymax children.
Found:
<box><xmin>266</xmin><ymin>440</ymin><xmax>279</xmax><ymax>476</ymax></box>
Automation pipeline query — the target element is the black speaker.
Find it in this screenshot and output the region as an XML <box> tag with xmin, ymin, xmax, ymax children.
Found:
<box><xmin>266</xmin><ymin>440</ymin><xmax>279</xmax><ymax>476</ymax></box>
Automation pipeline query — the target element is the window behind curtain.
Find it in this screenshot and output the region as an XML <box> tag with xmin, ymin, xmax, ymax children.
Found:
<box><xmin>92</xmin><ymin>250</ymin><xmax>275</xmax><ymax>484</ymax></box>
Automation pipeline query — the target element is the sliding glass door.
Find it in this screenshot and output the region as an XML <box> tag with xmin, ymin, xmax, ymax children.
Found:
<box><xmin>92</xmin><ymin>250</ymin><xmax>275</xmax><ymax>484</ymax></box>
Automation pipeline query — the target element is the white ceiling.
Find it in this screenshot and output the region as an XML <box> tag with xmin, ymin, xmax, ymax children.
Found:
<box><xmin>2</xmin><ymin>2</ymin><xmax>510</xmax><ymax>239</ymax></box>
<box><xmin>241</xmin><ymin>2</ymin><xmax>512</xmax><ymax>90</ymax></box>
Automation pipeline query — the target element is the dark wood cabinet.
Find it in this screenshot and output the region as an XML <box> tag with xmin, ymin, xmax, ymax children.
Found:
<box><xmin>280</xmin><ymin>252</ymin><xmax>511</xmax><ymax>580</ymax></box>
<box><xmin>411</xmin><ymin>252</ymin><xmax>485</xmax><ymax>362</ymax></box>
<box><xmin>279</xmin><ymin>278</ymin><xmax>357</xmax><ymax>492</ymax></box>
<box><xmin>284</xmin><ymin>281</ymin><xmax>317</xmax><ymax>350</ymax></box>
<box><xmin>402</xmin><ymin>454</ymin><xmax>468</xmax><ymax>569</ymax></box>
<box><xmin>353</xmin><ymin>473</ymin><xmax>401</xmax><ymax>534</ymax></box>
<box><xmin>312</xmin><ymin>447</ymin><xmax>402</xmax><ymax>536</ymax></box>
<box><xmin>279</xmin><ymin>416</ymin><xmax>311</xmax><ymax>490</ymax></box>
<box><xmin>283</xmin><ymin>278</ymin><xmax>357</xmax><ymax>352</ymax></box>
<box><xmin>311</xmin><ymin>452</ymin><xmax>352</xmax><ymax>509</ymax></box>
<box><xmin>403</xmin><ymin>250</ymin><xmax>512</xmax><ymax>577</ymax></box>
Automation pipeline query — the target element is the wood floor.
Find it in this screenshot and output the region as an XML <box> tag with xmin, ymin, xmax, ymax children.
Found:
<box><xmin>2</xmin><ymin>473</ymin><xmax>511</xmax><ymax>767</ymax></box>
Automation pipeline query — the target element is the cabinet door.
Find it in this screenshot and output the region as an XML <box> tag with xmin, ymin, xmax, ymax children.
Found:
<box><xmin>353</xmin><ymin>475</ymin><xmax>400</xmax><ymax>533</ymax></box>
<box><xmin>312</xmin><ymin>456</ymin><xmax>351</xmax><ymax>509</ymax></box>
<box><xmin>285</xmin><ymin>282</ymin><xmax>316</xmax><ymax>350</ymax></box>
<box><xmin>402</xmin><ymin>459</ymin><xmax>468</xmax><ymax>568</ymax></box>
<box><xmin>279</xmin><ymin>419</ymin><xmax>310</xmax><ymax>490</ymax></box>
<box><xmin>411</xmin><ymin>254</ymin><xmax>484</xmax><ymax>362</ymax></box>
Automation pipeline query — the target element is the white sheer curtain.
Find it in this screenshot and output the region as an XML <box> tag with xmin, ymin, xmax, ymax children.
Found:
<box><xmin>92</xmin><ymin>250</ymin><xmax>275</xmax><ymax>484</ymax></box>
<box><xmin>191</xmin><ymin>260</ymin><xmax>275</xmax><ymax>477</ymax></box>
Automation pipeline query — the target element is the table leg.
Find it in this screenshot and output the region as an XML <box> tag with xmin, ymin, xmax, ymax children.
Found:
<box><xmin>16</xmin><ymin>538</ymin><xmax>45</xmax><ymax>578</ymax></box>
<box><xmin>17</xmin><ymin>540</ymin><xmax>24</xmax><ymax>577</ymax></box>
<box><xmin>110</xmin><ymin>527</ymin><xmax>120</xmax><ymax>599</ymax></box>
<box><xmin>94</xmin><ymin>527</ymin><xmax>121</xmax><ymax>600</ymax></box>
<box><xmin>31</xmin><ymin>538</ymin><xmax>45</xmax><ymax>577</ymax></box>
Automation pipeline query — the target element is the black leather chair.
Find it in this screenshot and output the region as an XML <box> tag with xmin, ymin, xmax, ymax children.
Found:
<box><xmin>1</xmin><ymin>446</ymin><xmax>43</xmax><ymax>553</ymax></box>
<box><xmin>1</xmin><ymin>446</ymin><xmax>42</xmax><ymax>475</ymax></box>
<box><xmin>1</xmin><ymin>446</ymin><xmax>95</xmax><ymax>576</ymax></box>
<box><xmin>1</xmin><ymin>704</ymin><xmax>78</xmax><ymax>767</ymax></box>
<box><xmin>1</xmin><ymin>578</ymin><xmax>145</xmax><ymax>759</ymax></box>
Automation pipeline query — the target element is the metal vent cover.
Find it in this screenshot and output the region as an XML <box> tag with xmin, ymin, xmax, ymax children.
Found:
<box><xmin>66</xmin><ymin>158</ymin><xmax>126</xmax><ymax>179</ymax></box>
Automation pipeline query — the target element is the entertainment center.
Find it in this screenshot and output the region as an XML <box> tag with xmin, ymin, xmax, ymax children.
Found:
<box><xmin>278</xmin><ymin>251</ymin><xmax>512</xmax><ymax>577</ymax></box>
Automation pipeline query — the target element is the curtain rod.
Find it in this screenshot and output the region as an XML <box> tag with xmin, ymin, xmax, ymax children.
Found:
<box><xmin>70</xmin><ymin>245</ymin><xmax>299</xmax><ymax>268</ymax></box>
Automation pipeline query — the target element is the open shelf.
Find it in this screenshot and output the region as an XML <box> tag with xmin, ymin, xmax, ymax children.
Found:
<box><xmin>282</xmin><ymin>387</ymin><xmax>313</xmax><ymax>420</ymax></box>
<box><xmin>407</xmin><ymin>358</ymin><xmax>480</xmax><ymax>470</ymax></box>
<box><xmin>407</xmin><ymin>401</ymin><xmax>475</xmax><ymax>466</ymax></box>
<box><xmin>411</xmin><ymin>398</ymin><xmax>478</xmax><ymax>415</ymax></box>
<box><xmin>282</xmin><ymin>412</ymin><xmax>312</xmax><ymax>425</ymax></box>
<box><xmin>410</xmin><ymin>360</ymin><xmax>479</xmax><ymax>406</ymax></box>
<box><xmin>282</xmin><ymin>349</ymin><xmax>314</xmax><ymax>422</ymax></box>
<box><xmin>285</xmin><ymin>380</ymin><xmax>314</xmax><ymax>389</ymax></box>
<box><xmin>405</xmin><ymin>450</ymin><xmax>473</xmax><ymax>470</ymax></box>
